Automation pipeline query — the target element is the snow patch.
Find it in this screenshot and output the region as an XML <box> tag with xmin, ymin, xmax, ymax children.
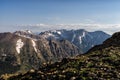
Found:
<box><xmin>27</xmin><ymin>30</ymin><xmax>32</xmax><ymax>34</ymax></box>
<box><xmin>21</xmin><ymin>30</ymin><xmax>32</xmax><ymax>34</ymax></box>
<box><xmin>79</xmin><ymin>32</ymin><xmax>86</xmax><ymax>44</ymax></box>
<box><xmin>57</xmin><ymin>31</ymin><xmax>61</xmax><ymax>35</ymax></box>
<box><xmin>79</xmin><ymin>36</ymin><xmax>82</xmax><ymax>44</ymax></box>
<box><xmin>16</xmin><ymin>39</ymin><xmax>24</xmax><ymax>54</ymax></box>
<box><xmin>82</xmin><ymin>32</ymin><xmax>86</xmax><ymax>37</ymax></box>
<box><xmin>31</xmin><ymin>40</ymin><xmax>38</xmax><ymax>53</ymax></box>
<box><xmin>71</xmin><ymin>31</ymin><xmax>76</xmax><ymax>42</ymax></box>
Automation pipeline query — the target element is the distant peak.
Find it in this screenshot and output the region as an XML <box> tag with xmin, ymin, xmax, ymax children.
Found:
<box><xmin>76</xmin><ymin>29</ymin><xmax>87</xmax><ymax>32</ymax></box>
<box><xmin>19</xmin><ymin>30</ymin><xmax>32</xmax><ymax>34</ymax></box>
<box><xmin>14</xmin><ymin>30</ymin><xmax>33</xmax><ymax>34</ymax></box>
<box><xmin>94</xmin><ymin>30</ymin><xmax>104</xmax><ymax>33</ymax></box>
<box><xmin>25</xmin><ymin>30</ymin><xmax>32</xmax><ymax>34</ymax></box>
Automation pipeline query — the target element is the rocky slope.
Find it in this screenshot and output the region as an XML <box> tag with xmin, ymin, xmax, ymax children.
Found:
<box><xmin>3</xmin><ymin>31</ymin><xmax>120</xmax><ymax>80</ymax></box>
<box><xmin>39</xmin><ymin>29</ymin><xmax>110</xmax><ymax>53</ymax></box>
<box><xmin>0</xmin><ymin>32</ymin><xmax>80</xmax><ymax>75</ymax></box>
<box><xmin>13</xmin><ymin>29</ymin><xmax>110</xmax><ymax>53</ymax></box>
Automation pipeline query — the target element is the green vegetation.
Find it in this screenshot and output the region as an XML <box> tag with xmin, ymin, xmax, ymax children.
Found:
<box><xmin>2</xmin><ymin>45</ymin><xmax>120</xmax><ymax>80</ymax></box>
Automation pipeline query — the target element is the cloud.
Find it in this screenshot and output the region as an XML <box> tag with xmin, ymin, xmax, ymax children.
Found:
<box><xmin>16</xmin><ymin>23</ymin><xmax>120</xmax><ymax>35</ymax></box>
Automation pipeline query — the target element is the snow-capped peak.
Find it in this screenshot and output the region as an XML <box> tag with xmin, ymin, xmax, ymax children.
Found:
<box><xmin>14</xmin><ymin>30</ymin><xmax>33</xmax><ymax>35</ymax></box>
<box><xmin>13</xmin><ymin>30</ymin><xmax>39</xmax><ymax>40</ymax></box>
<box><xmin>19</xmin><ymin>30</ymin><xmax>33</xmax><ymax>34</ymax></box>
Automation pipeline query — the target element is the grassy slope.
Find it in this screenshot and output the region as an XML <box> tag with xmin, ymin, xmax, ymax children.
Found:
<box><xmin>2</xmin><ymin>45</ymin><xmax>120</xmax><ymax>80</ymax></box>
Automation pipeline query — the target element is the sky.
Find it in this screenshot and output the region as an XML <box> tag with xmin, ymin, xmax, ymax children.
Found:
<box><xmin>0</xmin><ymin>0</ymin><xmax>120</xmax><ymax>34</ymax></box>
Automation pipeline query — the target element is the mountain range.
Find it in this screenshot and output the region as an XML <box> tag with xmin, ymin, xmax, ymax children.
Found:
<box><xmin>0</xmin><ymin>29</ymin><xmax>110</xmax><ymax>77</ymax></box>
<box><xmin>2</xmin><ymin>31</ymin><xmax>120</xmax><ymax>80</ymax></box>
<box><xmin>39</xmin><ymin>29</ymin><xmax>110</xmax><ymax>53</ymax></box>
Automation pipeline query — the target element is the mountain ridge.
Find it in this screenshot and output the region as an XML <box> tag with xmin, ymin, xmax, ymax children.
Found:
<box><xmin>39</xmin><ymin>29</ymin><xmax>110</xmax><ymax>52</ymax></box>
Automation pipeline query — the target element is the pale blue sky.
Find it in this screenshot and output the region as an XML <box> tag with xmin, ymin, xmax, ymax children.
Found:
<box><xmin>0</xmin><ymin>0</ymin><xmax>120</xmax><ymax>33</ymax></box>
